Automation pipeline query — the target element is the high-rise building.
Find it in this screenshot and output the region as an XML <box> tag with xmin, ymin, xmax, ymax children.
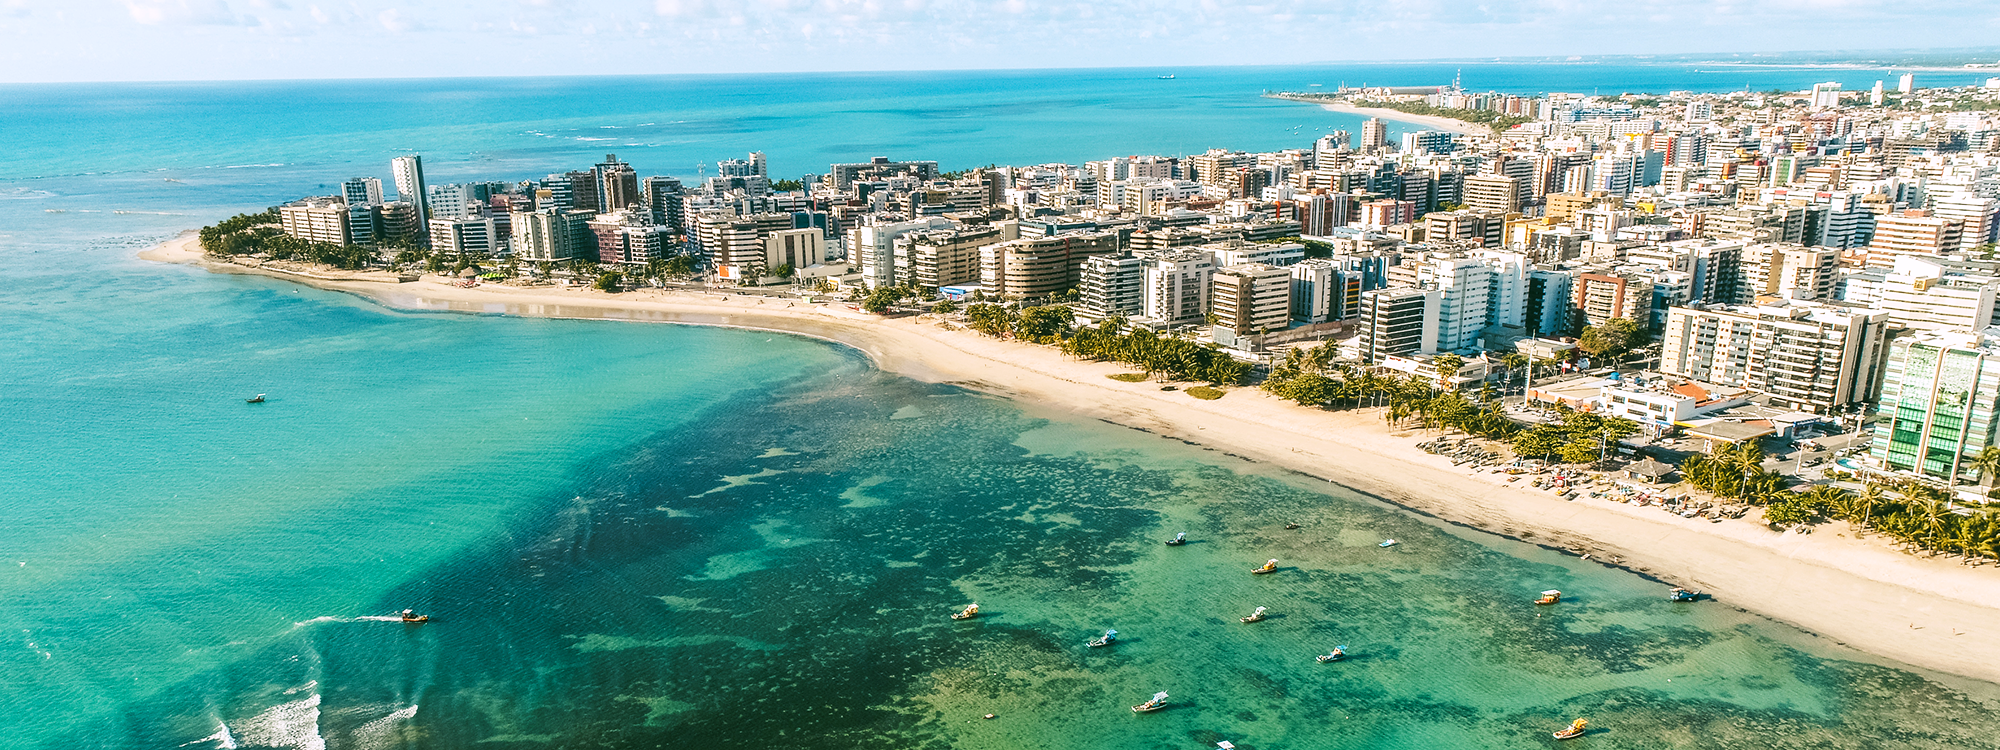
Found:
<box><xmin>1659</xmin><ymin>301</ymin><xmax>1892</xmax><ymax>414</ymax></box>
<box><xmin>1867</xmin><ymin>210</ymin><xmax>1965</xmax><ymax>266</ymax></box>
<box><xmin>594</xmin><ymin>154</ymin><xmax>640</xmax><ymax>212</ymax></box>
<box><xmin>510</xmin><ymin>209</ymin><xmax>593</xmax><ymax>262</ymax></box>
<box><xmin>428</xmin><ymin>216</ymin><xmax>501</xmax><ymax>256</ymax></box>
<box><xmin>1737</xmin><ymin>243</ymin><xmax>1839</xmax><ymax>301</ymax></box>
<box><xmin>1077</xmin><ymin>253</ymin><xmax>1148</xmax><ymax>321</ymax></box>
<box><xmin>1898</xmin><ymin>73</ymin><xmax>1915</xmax><ymax>94</ymax></box>
<box><xmin>1810</xmin><ymin>82</ymin><xmax>1842</xmax><ymax>109</ymax></box>
<box><xmin>278</xmin><ymin>197</ymin><xmax>352</xmax><ymax>246</ymax></box>
<box><xmin>643</xmin><ymin>176</ymin><xmax>686</xmax><ymax>232</ymax></box>
<box><xmin>1870</xmin><ymin>80</ymin><xmax>1886</xmax><ymax>106</ymax></box>
<box><xmin>341</xmin><ymin>177</ymin><xmax>383</xmax><ymax>206</ymax></box>
<box><xmin>1210</xmin><ymin>263</ymin><xmax>1292</xmax><ymax>337</ymax></box>
<box><xmin>764</xmin><ymin>228</ymin><xmax>825</xmax><ymax>271</ymax></box>
<box><xmin>1869</xmin><ymin>329</ymin><xmax>2000</xmax><ymax>482</ymax></box>
<box><xmin>1878</xmin><ymin>255</ymin><xmax>2000</xmax><ymax>331</ymax></box>
<box><xmin>979</xmin><ymin>233</ymin><xmax>1120</xmax><ymax>300</ymax></box>
<box><xmin>1288</xmin><ymin>259</ymin><xmax>1363</xmax><ymax>323</ymax></box>
<box><xmin>1399</xmin><ymin>130</ymin><xmax>1454</xmax><ymax>156</ymax></box>
<box><xmin>1360</xmin><ymin>118</ymin><xmax>1387</xmax><ymax>152</ymax></box>
<box><xmin>1463</xmin><ymin>172</ymin><xmax>1522</xmax><ymax>214</ymax></box>
<box><xmin>1932</xmin><ymin>193</ymin><xmax>1999</xmax><ymax>252</ymax></box>
<box><xmin>1572</xmin><ymin>272</ymin><xmax>1648</xmax><ymax>330</ymax></box>
<box><xmin>902</xmin><ymin>224</ymin><xmax>1012</xmax><ymax>289</ymax></box>
<box><xmin>390</xmin><ymin>154</ymin><xmax>429</xmax><ymax>231</ymax></box>
<box><xmin>1140</xmin><ymin>250</ymin><xmax>1217</xmax><ymax>325</ymax></box>
<box><xmin>1358</xmin><ymin>287</ymin><xmax>1440</xmax><ymax>362</ymax></box>
<box><xmin>849</xmin><ymin>217</ymin><xmax>955</xmax><ymax>289</ymax></box>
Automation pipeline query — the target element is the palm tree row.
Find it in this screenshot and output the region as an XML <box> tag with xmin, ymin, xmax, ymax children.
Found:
<box><xmin>1756</xmin><ymin>481</ymin><xmax>2000</xmax><ymax>562</ymax></box>
<box><xmin>1259</xmin><ymin>345</ymin><xmax>1539</xmax><ymax>444</ymax></box>
<box><xmin>1678</xmin><ymin>442</ymin><xmax>1791</xmax><ymax>504</ymax></box>
<box><xmin>200</xmin><ymin>213</ymin><xmax>376</xmax><ymax>271</ymax></box>
<box><xmin>1056</xmin><ymin>317</ymin><xmax>1252</xmax><ymax>385</ymax></box>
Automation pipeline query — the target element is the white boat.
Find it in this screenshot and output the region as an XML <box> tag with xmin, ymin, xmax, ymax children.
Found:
<box><xmin>1379</xmin><ymin>539</ymin><xmax>1397</xmax><ymax>547</ymax></box>
<box><xmin>950</xmin><ymin>603</ymin><xmax>979</xmax><ymax>620</ymax></box>
<box><xmin>1131</xmin><ymin>691</ymin><xmax>1168</xmax><ymax>713</ymax></box>
<box><xmin>1317</xmin><ymin>645</ymin><xmax>1347</xmax><ymax>663</ymax></box>
<box><xmin>1240</xmin><ymin>606</ymin><xmax>1268</xmax><ymax>623</ymax></box>
<box><xmin>1086</xmin><ymin>629</ymin><xmax>1117</xmax><ymax>647</ymax></box>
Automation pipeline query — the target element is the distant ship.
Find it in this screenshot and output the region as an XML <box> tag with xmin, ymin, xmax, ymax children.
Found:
<box><xmin>1158</xmin><ymin>74</ymin><xmax>1175</xmax><ymax>79</ymax></box>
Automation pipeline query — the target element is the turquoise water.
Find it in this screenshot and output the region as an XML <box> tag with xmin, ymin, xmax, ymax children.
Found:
<box><xmin>5</xmin><ymin>67</ymin><xmax>2000</xmax><ymax>748</ymax></box>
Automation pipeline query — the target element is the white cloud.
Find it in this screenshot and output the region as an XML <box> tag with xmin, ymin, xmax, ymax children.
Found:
<box><xmin>376</xmin><ymin>7</ymin><xmax>407</xmax><ymax>32</ymax></box>
<box><xmin>125</xmin><ymin>0</ymin><xmax>240</xmax><ymax>25</ymax></box>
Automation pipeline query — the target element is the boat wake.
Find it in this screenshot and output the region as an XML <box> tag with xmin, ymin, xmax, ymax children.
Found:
<box><xmin>350</xmin><ymin>704</ymin><xmax>418</xmax><ymax>750</ymax></box>
<box><xmin>177</xmin><ymin>718</ymin><xmax>236</xmax><ymax>749</ymax></box>
<box><xmin>233</xmin><ymin>694</ymin><xmax>325</xmax><ymax>750</ymax></box>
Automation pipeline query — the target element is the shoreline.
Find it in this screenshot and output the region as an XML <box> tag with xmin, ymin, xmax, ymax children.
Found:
<box><xmin>1265</xmin><ymin>95</ymin><xmax>1490</xmax><ymax>137</ymax></box>
<box><xmin>142</xmin><ymin>233</ymin><xmax>2000</xmax><ymax>687</ymax></box>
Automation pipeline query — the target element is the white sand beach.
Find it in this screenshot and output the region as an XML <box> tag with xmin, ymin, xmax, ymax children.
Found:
<box><xmin>1284</xmin><ymin>98</ymin><xmax>1492</xmax><ymax>137</ymax></box>
<box><xmin>144</xmin><ymin>233</ymin><xmax>2000</xmax><ymax>686</ymax></box>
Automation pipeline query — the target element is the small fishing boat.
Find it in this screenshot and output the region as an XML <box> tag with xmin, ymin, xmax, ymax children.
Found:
<box><xmin>1086</xmin><ymin>629</ymin><xmax>1117</xmax><ymax>648</ymax></box>
<box><xmin>1378</xmin><ymin>539</ymin><xmax>1397</xmax><ymax>547</ymax></box>
<box><xmin>1240</xmin><ymin>606</ymin><xmax>1268</xmax><ymax>623</ymax></box>
<box><xmin>1669</xmin><ymin>587</ymin><xmax>1700</xmax><ymax>602</ymax></box>
<box><xmin>1131</xmin><ymin>691</ymin><xmax>1169</xmax><ymax>713</ymax></box>
<box><xmin>950</xmin><ymin>603</ymin><xmax>979</xmax><ymax>620</ymax></box>
<box><xmin>246</xmin><ymin>394</ymin><xmax>266</xmax><ymax>403</ymax></box>
<box><xmin>1283</xmin><ymin>523</ymin><xmax>1301</xmax><ymax>530</ymax></box>
<box><xmin>1535</xmin><ymin>590</ymin><xmax>1563</xmax><ymax>606</ymax></box>
<box><xmin>1553</xmin><ymin>718</ymin><xmax>1588</xmax><ymax>740</ymax></box>
<box><xmin>399</xmin><ymin>609</ymin><xmax>429</xmax><ymax>623</ymax></box>
<box><xmin>1158</xmin><ymin>74</ymin><xmax>1176</xmax><ymax>80</ymax></box>
<box><xmin>1316</xmin><ymin>645</ymin><xmax>1347</xmax><ymax>663</ymax></box>
<box><xmin>1251</xmin><ymin>559</ymin><xmax>1279</xmax><ymax>575</ymax></box>
<box><xmin>1164</xmin><ymin>532</ymin><xmax>1187</xmax><ymax>546</ymax></box>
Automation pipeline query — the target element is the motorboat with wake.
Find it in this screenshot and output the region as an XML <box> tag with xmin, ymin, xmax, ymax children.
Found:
<box><xmin>1534</xmin><ymin>590</ymin><xmax>1563</xmax><ymax>606</ymax></box>
<box><xmin>1165</xmin><ymin>532</ymin><xmax>1187</xmax><ymax>546</ymax></box>
<box><xmin>399</xmin><ymin>609</ymin><xmax>429</xmax><ymax>623</ymax></box>
<box><xmin>1316</xmin><ymin>646</ymin><xmax>1347</xmax><ymax>663</ymax></box>
<box><xmin>246</xmin><ymin>394</ymin><xmax>266</xmax><ymax>404</ymax></box>
<box><xmin>951</xmin><ymin>603</ymin><xmax>979</xmax><ymax>620</ymax></box>
<box><xmin>1378</xmin><ymin>539</ymin><xmax>1397</xmax><ymax>547</ymax></box>
<box><xmin>1669</xmin><ymin>587</ymin><xmax>1700</xmax><ymax>602</ymax></box>
<box><xmin>1131</xmin><ymin>691</ymin><xmax>1168</xmax><ymax>713</ymax></box>
<box><xmin>1086</xmin><ymin>629</ymin><xmax>1117</xmax><ymax>647</ymax></box>
<box><xmin>1552</xmin><ymin>718</ymin><xmax>1588</xmax><ymax>740</ymax></box>
<box><xmin>1251</xmin><ymin>559</ymin><xmax>1279</xmax><ymax>575</ymax></box>
<box><xmin>1240</xmin><ymin>606</ymin><xmax>1268</xmax><ymax>623</ymax></box>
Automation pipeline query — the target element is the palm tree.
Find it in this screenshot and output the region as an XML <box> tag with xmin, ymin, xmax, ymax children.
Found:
<box><xmin>1970</xmin><ymin>445</ymin><xmax>2000</xmax><ymax>487</ymax></box>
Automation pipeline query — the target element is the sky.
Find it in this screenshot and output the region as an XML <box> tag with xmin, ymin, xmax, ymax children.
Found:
<box><xmin>2</xmin><ymin>0</ymin><xmax>1999</xmax><ymax>82</ymax></box>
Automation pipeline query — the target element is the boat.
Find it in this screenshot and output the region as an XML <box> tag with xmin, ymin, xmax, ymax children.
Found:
<box><xmin>1535</xmin><ymin>590</ymin><xmax>1563</xmax><ymax>606</ymax></box>
<box><xmin>1251</xmin><ymin>559</ymin><xmax>1279</xmax><ymax>575</ymax></box>
<box><xmin>399</xmin><ymin>609</ymin><xmax>429</xmax><ymax>623</ymax></box>
<box><xmin>246</xmin><ymin>394</ymin><xmax>266</xmax><ymax>403</ymax></box>
<box><xmin>1131</xmin><ymin>691</ymin><xmax>1169</xmax><ymax>713</ymax></box>
<box><xmin>1159</xmin><ymin>74</ymin><xmax>1176</xmax><ymax>79</ymax></box>
<box><xmin>1553</xmin><ymin>718</ymin><xmax>1588</xmax><ymax>740</ymax></box>
<box><xmin>1240</xmin><ymin>606</ymin><xmax>1268</xmax><ymax>623</ymax></box>
<box><xmin>1379</xmin><ymin>539</ymin><xmax>1397</xmax><ymax>547</ymax></box>
<box><xmin>1086</xmin><ymin>629</ymin><xmax>1117</xmax><ymax>647</ymax></box>
<box><xmin>1316</xmin><ymin>645</ymin><xmax>1347</xmax><ymax>663</ymax></box>
<box><xmin>1669</xmin><ymin>587</ymin><xmax>1700</xmax><ymax>602</ymax></box>
<box><xmin>950</xmin><ymin>603</ymin><xmax>979</xmax><ymax>620</ymax></box>
<box><xmin>1164</xmin><ymin>532</ymin><xmax>1187</xmax><ymax>546</ymax></box>
<box><xmin>1283</xmin><ymin>523</ymin><xmax>1301</xmax><ymax>530</ymax></box>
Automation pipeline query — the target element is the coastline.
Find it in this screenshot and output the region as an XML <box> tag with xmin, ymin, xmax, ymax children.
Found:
<box><xmin>1266</xmin><ymin>96</ymin><xmax>1490</xmax><ymax>137</ymax></box>
<box><xmin>143</xmin><ymin>233</ymin><xmax>2000</xmax><ymax>687</ymax></box>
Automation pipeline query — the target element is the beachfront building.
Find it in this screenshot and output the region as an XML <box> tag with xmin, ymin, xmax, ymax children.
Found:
<box><xmin>1209</xmin><ymin>263</ymin><xmax>1291</xmax><ymax>338</ymax></box>
<box><xmin>1869</xmin><ymin>329</ymin><xmax>2000</xmax><ymax>483</ymax></box>
<box><xmin>430</xmin><ymin>216</ymin><xmax>503</xmax><ymax>257</ymax></box>
<box><xmin>341</xmin><ymin>177</ymin><xmax>384</xmax><ymax>207</ymax></box>
<box><xmin>510</xmin><ymin>209</ymin><xmax>593</xmax><ymax>262</ymax></box>
<box><xmin>1140</xmin><ymin>250</ymin><xmax>1216</xmax><ymax>326</ymax></box>
<box><xmin>278</xmin><ymin>197</ymin><xmax>353</xmax><ymax>246</ymax></box>
<box><xmin>1658</xmin><ymin>301</ymin><xmax>1892</xmax><ymax>414</ymax></box>
<box><xmin>1358</xmin><ymin>287</ymin><xmax>1440</xmax><ymax>363</ymax></box>
<box><xmin>1077</xmin><ymin>253</ymin><xmax>1147</xmax><ymax>321</ymax></box>
<box><xmin>900</xmin><ymin>225</ymin><xmax>1014</xmax><ymax>290</ymax></box>
<box><xmin>391</xmin><ymin>155</ymin><xmax>429</xmax><ymax>229</ymax></box>
<box><xmin>978</xmin><ymin>233</ymin><xmax>1120</xmax><ymax>300</ymax></box>
<box><xmin>849</xmin><ymin>216</ymin><xmax>954</xmax><ymax>289</ymax></box>
<box><xmin>764</xmin><ymin>228</ymin><xmax>826</xmax><ymax>273</ymax></box>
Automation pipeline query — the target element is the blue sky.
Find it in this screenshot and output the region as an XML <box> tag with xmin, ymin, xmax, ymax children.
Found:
<box><xmin>2</xmin><ymin>0</ymin><xmax>1997</xmax><ymax>82</ymax></box>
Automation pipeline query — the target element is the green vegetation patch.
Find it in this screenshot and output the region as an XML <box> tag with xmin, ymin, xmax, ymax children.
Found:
<box><xmin>1107</xmin><ymin>372</ymin><xmax>1149</xmax><ymax>382</ymax></box>
<box><xmin>1185</xmin><ymin>386</ymin><xmax>1225</xmax><ymax>400</ymax></box>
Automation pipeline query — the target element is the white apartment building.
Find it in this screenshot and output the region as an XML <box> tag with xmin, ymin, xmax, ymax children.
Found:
<box><xmin>850</xmin><ymin>217</ymin><xmax>953</xmax><ymax>289</ymax></box>
<box><xmin>1658</xmin><ymin>301</ymin><xmax>1892</xmax><ymax>414</ymax></box>
<box><xmin>1140</xmin><ymin>250</ymin><xmax>1216</xmax><ymax>326</ymax></box>
<box><xmin>1878</xmin><ymin>255</ymin><xmax>2000</xmax><ymax>331</ymax></box>
<box><xmin>278</xmin><ymin>197</ymin><xmax>352</xmax><ymax>246</ymax></box>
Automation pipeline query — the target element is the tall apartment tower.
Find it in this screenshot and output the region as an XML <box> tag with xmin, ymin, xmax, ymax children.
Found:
<box><xmin>341</xmin><ymin>177</ymin><xmax>384</xmax><ymax>206</ymax></box>
<box><xmin>1360</xmin><ymin>118</ymin><xmax>1387</xmax><ymax>153</ymax></box>
<box><xmin>1897</xmin><ymin>73</ymin><xmax>1915</xmax><ymax>94</ymax></box>
<box><xmin>391</xmin><ymin>155</ymin><xmax>429</xmax><ymax>228</ymax></box>
<box><xmin>749</xmin><ymin>151</ymin><xmax>768</xmax><ymax>177</ymax></box>
<box><xmin>594</xmin><ymin>155</ymin><xmax>640</xmax><ymax>212</ymax></box>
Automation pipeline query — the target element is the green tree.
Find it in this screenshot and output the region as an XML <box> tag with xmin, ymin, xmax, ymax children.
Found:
<box><xmin>1578</xmin><ymin>318</ymin><xmax>1642</xmax><ymax>362</ymax></box>
<box><xmin>771</xmin><ymin>263</ymin><xmax>795</xmax><ymax>279</ymax></box>
<box><xmin>931</xmin><ymin>299</ymin><xmax>960</xmax><ymax>314</ymax></box>
<box><xmin>1015</xmin><ymin>305</ymin><xmax>1075</xmax><ymax>343</ymax></box>
<box><xmin>770</xmin><ymin>178</ymin><xmax>805</xmax><ymax>192</ymax></box>
<box><xmin>1970</xmin><ymin>445</ymin><xmax>2000</xmax><ymax>485</ymax></box>
<box><xmin>594</xmin><ymin>271</ymin><xmax>623</xmax><ymax>292</ymax></box>
<box><xmin>1429</xmin><ymin>353</ymin><xmax>1464</xmax><ymax>385</ymax></box>
<box><xmin>862</xmin><ymin>286</ymin><xmax>904</xmax><ymax>314</ymax></box>
<box><xmin>966</xmin><ymin>303</ymin><xmax>1014</xmax><ymax>337</ymax></box>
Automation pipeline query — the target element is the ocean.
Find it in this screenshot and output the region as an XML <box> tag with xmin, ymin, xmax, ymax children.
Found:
<box><xmin>4</xmin><ymin>64</ymin><xmax>1999</xmax><ymax>749</ymax></box>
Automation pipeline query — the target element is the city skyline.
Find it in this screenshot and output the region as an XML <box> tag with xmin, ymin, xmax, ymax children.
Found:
<box><xmin>3</xmin><ymin>0</ymin><xmax>2000</xmax><ymax>83</ymax></box>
